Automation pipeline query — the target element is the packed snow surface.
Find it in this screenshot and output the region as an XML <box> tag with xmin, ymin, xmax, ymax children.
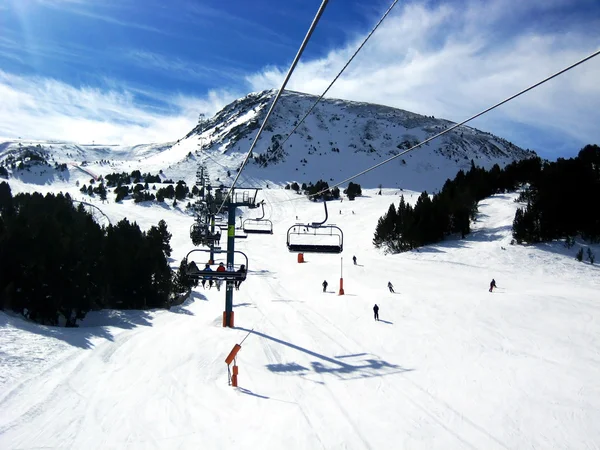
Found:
<box><xmin>1</xmin><ymin>186</ymin><xmax>599</xmax><ymax>449</ymax></box>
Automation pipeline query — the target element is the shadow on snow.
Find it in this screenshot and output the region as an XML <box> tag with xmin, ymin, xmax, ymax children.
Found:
<box><xmin>236</xmin><ymin>327</ymin><xmax>413</xmax><ymax>380</ymax></box>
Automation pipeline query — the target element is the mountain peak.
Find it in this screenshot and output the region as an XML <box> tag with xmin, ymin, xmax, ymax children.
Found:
<box><xmin>179</xmin><ymin>90</ymin><xmax>535</xmax><ymax>192</ymax></box>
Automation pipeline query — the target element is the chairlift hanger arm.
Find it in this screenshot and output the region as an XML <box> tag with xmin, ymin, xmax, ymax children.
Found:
<box><xmin>309</xmin><ymin>199</ymin><xmax>329</xmax><ymax>227</ymax></box>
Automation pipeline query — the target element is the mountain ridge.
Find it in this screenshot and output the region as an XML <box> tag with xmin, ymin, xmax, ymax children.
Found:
<box><xmin>0</xmin><ymin>89</ymin><xmax>536</xmax><ymax>193</ymax></box>
<box><xmin>178</xmin><ymin>89</ymin><xmax>536</xmax><ymax>191</ymax></box>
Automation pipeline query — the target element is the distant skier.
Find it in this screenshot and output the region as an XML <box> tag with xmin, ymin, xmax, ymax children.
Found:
<box><xmin>353</xmin><ymin>255</ymin><xmax>357</xmax><ymax>265</ymax></box>
<box><xmin>489</xmin><ymin>278</ymin><xmax>496</xmax><ymax>292</ymax></box>
<box><xmin>388</xmin><ymin>281</ymin><xmax>394</xmax><ymax>293</ymax></box>
<box><xmin>373</xmin><ymin>304</ymin><xmax>379</xmax><ymax>321</ymax></box>
<box><xmin>322</xmin><ymin>280</ymin><xmax>328</xmax><ymax>292</ymax></box>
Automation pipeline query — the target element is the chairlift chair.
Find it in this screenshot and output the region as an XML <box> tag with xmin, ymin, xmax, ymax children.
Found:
<box><xmin>184</xmin><ymin>249</ymin><xmax>249</xmax><ymax>281</ymax></box>
<box><xmin>243</xmin><ymin>202</ymin><xmax>273</xmax><ymax>234</ymax></box>
<box><xmin>190</xmin><ymin>223</ymin><xmax>222</xmax><ymax>247</ymax></box>
<box><xmin>286</xmin><ymin>200</ymin><xmax>343</xmax><ymax>253</ymax></box>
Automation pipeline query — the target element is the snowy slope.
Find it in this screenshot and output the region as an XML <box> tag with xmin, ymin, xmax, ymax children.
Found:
<box><xmin>1</xmin><ymin>183</ymin><xmax>599</xmax><ymax>449</ymax></box>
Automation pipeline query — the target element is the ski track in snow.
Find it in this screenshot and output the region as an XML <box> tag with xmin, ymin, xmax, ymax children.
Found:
<box><xmin>1</xmin><ymin>177</ymin><xmax>600</xmax><ymax>449</ymax></box>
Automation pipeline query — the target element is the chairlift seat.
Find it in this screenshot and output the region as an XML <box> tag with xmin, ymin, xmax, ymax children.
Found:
<box><xmin>243</xmin><ymin>218</ymin><xmax>273</xmax><ymax>234</ymax></box>
<box><xmin>184</xmin><ymin>249</ymin><xmax>249</xmax><ymax>281</ymax></box>
<box><xmin>286</xmin><ymin>223</ymin><xmax>344</xmax><ymax>254</ymax></box>
<box><xmin>287</xmin><ymin>243</ymin><xmax>343</xmax><ymax>253</ymax></box>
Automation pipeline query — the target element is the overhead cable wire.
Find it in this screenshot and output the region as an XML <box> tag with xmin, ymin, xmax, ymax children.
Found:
<box><xmin>216</xmin><ymin>0</ymin><xmax>330</xmax><ymax>215</ymax></box>
<box><xmin>275</xmin><ymin>0</ymin><xmax>400</xmax><ymax>152</ymax></box>
<box><xmin>304</xmin><ymin>47</ymin><xmax>600</xmax><ymax>199</ymax></box>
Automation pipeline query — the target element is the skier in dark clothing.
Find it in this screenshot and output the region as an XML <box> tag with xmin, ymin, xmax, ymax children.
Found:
<box><xmin>373</xmin><ymin>304</ymin><xmax>379</xmax><ymax>321</ymax></box>
<box><xmin>387</xmin><ymin>281</ymin><xmax>394</xmax><ymax>293</ymax></box>
<box><xmin>352</xmin><ymin>255</ymin><xmax>357</xmax><ymax>265</ymax></box>
<box><xmin>489</xmin><ymin>278</ymin><xmax>496</xmax><ymax>292</ymax></box>
<box><xmin>235</xmin><ymin>264</ymin><xmax>246</xmax><ymax>290</ymax></box>
<box><xmin>322</xmin><ymin>280</ymin><xmax>328</xmax><ymax>292</ymax></box>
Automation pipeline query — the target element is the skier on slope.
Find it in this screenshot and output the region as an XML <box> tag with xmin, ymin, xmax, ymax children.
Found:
<box><xmin>489</xmin><ymin>278</ymin><xmax>497</xmax><ymax>292</ymax></box>
<box><xmin>322</xmin><ymin>280</ymin><xmax>328</xmax><ymax>292</ymax></box>
<box><xmin>353</xmin><ymin>255</ymin><xmax>357</xmax><ymax>265</ymax></box>
<box><xmin>387</xmin><ymin>281</ymin><xmax>394</xmax><ymax>293</ymax></box>
<box><xmin>373</xmin><ymin>304</ymin><xmax>380</xmax><ymax>321</ymax></box>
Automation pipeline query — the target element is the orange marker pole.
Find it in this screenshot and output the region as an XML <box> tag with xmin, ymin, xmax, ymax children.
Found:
<box><xmin>339</xmin><ymin>257</ymin><xmax>345</xmax><ymax>295</ymax></box>
<box><xmin>225</xmin><ymin>344</ymin><xmax>241</xmax><ymax>365</ymax></box>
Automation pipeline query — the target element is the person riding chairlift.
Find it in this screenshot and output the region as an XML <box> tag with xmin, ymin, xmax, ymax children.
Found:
<box><xmin>235</xmin><ymin>264</ymin><xmax>246</xmax><ymax>290</ymax></box>
<box><xmin>202</xmin><ymin>263</ymin><xmax>213</xmax><ymax>289</ymax></box>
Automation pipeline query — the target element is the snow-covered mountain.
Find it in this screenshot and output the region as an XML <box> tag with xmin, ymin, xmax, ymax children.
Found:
<box><xmin>178</xmin><ymin>89</ymin><xmax>535</xmax><ymax>191</ymax></box>
<box><xmin>0</xmin><ymin>90</ymin><xmax>536</xmax><ymax>193</ymax></box>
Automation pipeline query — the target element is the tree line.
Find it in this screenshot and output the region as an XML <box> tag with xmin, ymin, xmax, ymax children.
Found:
<box><xmin>371</xmin><ymin>147</ymin><xmax>597</xmax><ymax>252</ymax></box>
<box><xmin>284</xmin><ymin>180</ymin><xmax>362</xmax><ymax>200</ymax></box>
<box><xmin>513</xmin><ymin>144</ymin><xmax>600</xmax><ymax>244</ymax></box>
<box><xmin>0</xmin><ymin>182</ymin><xmax>194</xmax><ymax>326</ymax></box>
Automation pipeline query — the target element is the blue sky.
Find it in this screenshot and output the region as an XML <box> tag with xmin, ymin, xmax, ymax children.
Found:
<box><xmin>0</xmin><ymin>0</ymin><xmax>599</xmax><ymax>159</ymax></box>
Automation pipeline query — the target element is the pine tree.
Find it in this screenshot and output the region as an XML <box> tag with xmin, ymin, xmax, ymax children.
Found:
<box><xmin>512</xmin><ymin>208</ymin><xmax>525</xmax><ymax>244</ymax></box>
<box><xmin>147</xmin><ymin>219</ymin><xmax>172</xmax><ymax>257</ymax></box>
<box><xmin>173</xmin><ymin>259</ymin><xmax>197</xmax><ymax>295</ymax></box>
<box><xmin>0</xmin><ymin>181</ymin><xmax>14</xmax><ymax>216</ymax></box>
<box><xmin>373</xmin><ymin>203</ymin><xmax>397</xmax><ymax>251</ymax></box>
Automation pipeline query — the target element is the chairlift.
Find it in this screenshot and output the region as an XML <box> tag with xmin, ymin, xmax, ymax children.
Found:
<box><xmin>243</xmin><ymin>202</ymin><xmax>273</xmax><ymax>234</ymax></box>
<box><xmin>184</xmin><ymin>249</ymin><xmax>249</xmax><ymax>281</ymax></box>
<box><xmin>190</xmin><ymin>222</ymin><xmax>222</xmax><ymax>247</ymax></box>
<box><xmin>212</xmin><ymin>215</ymin><xmax>229</xmax><ymax>230</ymax></box>
<box><xmin>286</xmin><ymin>200</ymin><xmax>343</xmax><ymax>253</ymax></box>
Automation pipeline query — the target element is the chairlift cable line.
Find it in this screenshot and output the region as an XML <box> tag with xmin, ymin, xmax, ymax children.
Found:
<box><xmin>298</xmin><ymin>47</ymin><xmax>600</xmax><ymax>201</ymax></box>
<box><xmin>276</xmin><ymin>0</ymin><xmax>400</xmax><ymax>152</ymax></box>
<box><xmin>216</xmin><ymin>0</ymin><xmax>331</xmax><ymax>215</ymax></box>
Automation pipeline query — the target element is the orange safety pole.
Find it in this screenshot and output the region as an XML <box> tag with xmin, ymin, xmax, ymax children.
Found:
<box><xmin>339</xmin><ymin>257</ymin><xmax>344</xmax><ymax>295</ymax></box>
<box><xmin>225</xmin><ymin>344</ymin><xmax>241</xmax><ymax>365</ymax></box>
<box><xmin>231</xmin><ymin>364</ymin><xmax>239</xmax><ymax>387</ymax></box>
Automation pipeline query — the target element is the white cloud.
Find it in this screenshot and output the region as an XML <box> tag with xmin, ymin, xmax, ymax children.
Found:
<box><xmin>125</xmin><ymin>50</ymin><xmax>245</xmax><ymax>82</ymax></box>
<box><xmin>2</xmin><ymin>0</ymin><xmax>598</xmax><ymax>153</ymax></box>
<box><xmin>0</xmin><ymin>71</ymin><xmax>238</xmax><ymax>145</ymax></box>
<box><xmin>246</xmin><ymin>0</ymin><xmax>600</xmax><ymax>155</ymax></box>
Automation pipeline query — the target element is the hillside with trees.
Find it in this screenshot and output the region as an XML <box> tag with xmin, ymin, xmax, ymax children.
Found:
<box><xmin>373</xmin><ymin>144</ymin><xmax>599</xmax><ymax>254</ymax></box>
<box><xmin>0</xmin><ymin>182</ymin><xmax>193</xmax><ymax>326</ymax></box>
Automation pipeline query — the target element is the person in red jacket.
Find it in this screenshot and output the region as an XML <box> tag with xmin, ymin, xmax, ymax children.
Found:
<box><xmin>215</xmin><ymin>262</ymin><xmax>226</xmax><ymax>291</ymax></box>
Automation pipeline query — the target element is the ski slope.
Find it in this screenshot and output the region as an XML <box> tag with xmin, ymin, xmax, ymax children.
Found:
<box><xmin>1</xmin><ymin>187</ymin><xmax>599</xmax><ymax>449</ymax></box>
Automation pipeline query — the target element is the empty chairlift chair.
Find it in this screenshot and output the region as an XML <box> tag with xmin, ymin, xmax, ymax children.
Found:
<box><xmin>243</xmin><ymin>202</ymin><xmax>273</xmax><ymax>234</ymax></box>
<box><xmin>286</xmin><ymin>200</ymin><xmax>343</xmax><ymax>253</ymax></box>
